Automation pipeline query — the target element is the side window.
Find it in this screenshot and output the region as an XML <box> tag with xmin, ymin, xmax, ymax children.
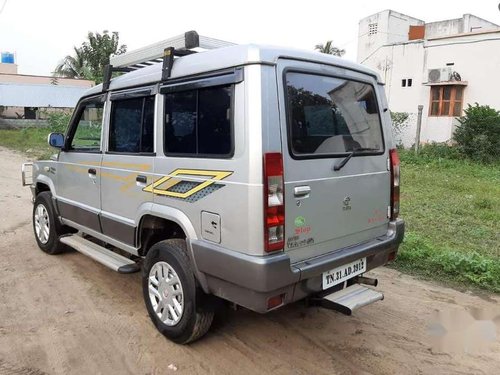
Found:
<box><xmin>70</xmin><ymin>101</ymin><xmax>104</xmax><ymax>152</ymax></box>
<box><xmin>109</xmin><ymin>96</ymin><xmax>155</xmax><ymax>153</ymax></box>
<box><xmin>164</xmin><ymin>85</ymin><xmax>232</xmax><ymax>157</ymax></box>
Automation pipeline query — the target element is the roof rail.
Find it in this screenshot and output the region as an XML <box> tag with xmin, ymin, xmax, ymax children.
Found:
<box><xmin>102</xmin><ymin>31</ymin><xmax>235</xmax><ymax>91</ymax></box>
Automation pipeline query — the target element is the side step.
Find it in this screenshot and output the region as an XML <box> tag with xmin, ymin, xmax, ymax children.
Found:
<box><xmin>316</xmin><ymin>284</ymin><xmax>384</xmax><ymax>315</ymax></box>
<box><xmin>60</xmin><ymin>235</ymin><xmax>140</xmax><ymax>274</ymax></box>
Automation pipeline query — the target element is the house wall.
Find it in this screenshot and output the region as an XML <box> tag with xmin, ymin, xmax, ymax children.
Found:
<box><xmin>0</xmin><ymin>73</ymin><xmax>93</xmax><ymax>87</ymax></box>
<box><xmin>0</xmin><ymin>63</ymin><xmax>18</xmax><ymax>74</ymax></box>
<box><xmin>425</xmin><ymin>14</ymin><xmax>499</xmax><ymax>39</ymax></box>
<box><xmin>358</xmin><ymin>10</ymin><xmax>500</xmax><ymax>147</ymax></box>
<box><xmin>357</xmin><ymin>10</ymin><xmax>424</xmax><ymax>64</ymax></box>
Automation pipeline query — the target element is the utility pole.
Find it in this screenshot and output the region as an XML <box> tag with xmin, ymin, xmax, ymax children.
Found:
<box><xmin>415</xmin><ymin>105</ymin><xmax>424</xmax><ymax>155</ymax></box>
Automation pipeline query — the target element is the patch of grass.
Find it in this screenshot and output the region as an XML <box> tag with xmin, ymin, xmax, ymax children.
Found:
<box><xmin>0</xmin><ymin>128</ymin><xmax>55</xmax><ymax>159</ymax></box>
<box><xmin>393</xmin><ymin>149</ymin><xmax>500</xmax><ymax>292</ymax></box>
<box><xmin>395</xmin><ymin>233</ymin><xmax>500</xmax><ymax>293</ymax></box>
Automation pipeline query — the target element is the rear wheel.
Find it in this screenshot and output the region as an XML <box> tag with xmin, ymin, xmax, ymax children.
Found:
<box><xmin>142</xmin><ymin>239</ymin><xmax>214</xmax><ymax>344</ymax></box>
<box><xmin>33</xmin><ymin>191</ymin><xmax>68</xmax><ymax>255</ymax></box>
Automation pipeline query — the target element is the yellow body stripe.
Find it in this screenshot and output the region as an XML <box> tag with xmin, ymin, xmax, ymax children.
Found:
<box><xmin>143</xmin><ymin>169</ymin><xmax>233</xmax><ymax>198</ymax></box>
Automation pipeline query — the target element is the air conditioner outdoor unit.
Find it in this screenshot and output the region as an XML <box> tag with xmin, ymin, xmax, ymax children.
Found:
<box><xmin>427</xmin><ymin>68</ymin><xmax>451</xmax><ymax>83</ymax></box>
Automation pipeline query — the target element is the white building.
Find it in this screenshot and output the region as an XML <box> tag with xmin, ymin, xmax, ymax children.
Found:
<box><xmin>357</xmin><ymin>10</ymin><xmax>500</xmax><ymax>147</ymax></box>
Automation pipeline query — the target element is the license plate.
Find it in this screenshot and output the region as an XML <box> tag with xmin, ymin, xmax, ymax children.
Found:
<box><xmin>322</xmin><ymin>257</ymin><xmax>366</xmax><ymax>290</ymax></box>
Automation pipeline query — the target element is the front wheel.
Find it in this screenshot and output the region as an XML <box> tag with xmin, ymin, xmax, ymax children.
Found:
<box><xmin>142</xmin><ymin>239</ymin><xmax>214</xmax><ymax>344</ymax></box>
<box><xmin>33</xmin><ymin>191</ymin><xmax>68</xmax><ymax>255</ymax></box>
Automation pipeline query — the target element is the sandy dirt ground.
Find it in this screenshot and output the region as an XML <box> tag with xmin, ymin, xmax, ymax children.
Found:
<box><xmin>0</xmin><ymin>146</ymin><xmax>499</xmax><ymax>375</ymax></box>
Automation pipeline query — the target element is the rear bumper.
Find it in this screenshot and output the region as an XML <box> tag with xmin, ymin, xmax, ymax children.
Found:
<box><xmin>191</xmin><ymin>219</ymin><xmax>405</xmax><ymax>313</ymax></box>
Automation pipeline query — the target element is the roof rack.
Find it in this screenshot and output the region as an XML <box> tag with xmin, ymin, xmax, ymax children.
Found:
<box><xmin>102</xmin><ymin>30</ymin><xmax>235</xmax><ymax>91</ymax></box>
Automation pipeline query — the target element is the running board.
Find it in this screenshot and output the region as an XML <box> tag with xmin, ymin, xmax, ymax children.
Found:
<box><xmin>60</xmin><ymin>235</ymin><xmax>139</xmax><ymax>274</ymax></box>
<box><xmin>316</xmin><ymin>284</ymin><xmax>384</xmax><ymax>315</ymax></box>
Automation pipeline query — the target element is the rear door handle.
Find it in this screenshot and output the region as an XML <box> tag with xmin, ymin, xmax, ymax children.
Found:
<box><xmin>294</xmin><ymin>185</ymin><xmax>311</xmax><ymax>197</ymax></box>
<box><xmin>136</xmin><ymin>175</ymin><xmax>147</xmax><ymax>184</ymax></box>
<box><xmin>88</xmin><ymin>168</ymin><xmax>97</xmax><ymax>176</ymax></box>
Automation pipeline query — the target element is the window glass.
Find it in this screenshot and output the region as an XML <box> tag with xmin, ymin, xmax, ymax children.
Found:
<box><xmin>431</xmin><ymin>87</ymin><xmax>440</xmax><ymax>100</ymax></box>
<box><xmin>164</xmin><ymin>85</ymin><xmax>232</xmax><ymax>156</ymax></box>
<box><xmin>431</xmin><ymin>102</ymin><xmax>439</xmax><ymax>116</ymax></box>
<box><xmin>286</xmin><ymin>72</ymin><xmax>383</xmax><ymax>156</ymax></box>
<box><xmin>198</xmin><ymin>86</ymin><xmax>232</xmax><ymax>155</ymax></box>
<box><xmin>71</xmin><ymin>102</ymin><xmax>104</xmax><ymax>151</ymax></box>
<box><xmin>109</xmin><ymin>96</ymin><xmax>155</xmax><ymax>153</ymax></box>
<box><xmin>408</xmin><ymin>79</ymin><xmax>413</xmax><ymax>87</ymax></box>
<box><xmin>109</xmin><ymin>98</ymin><xmax>142</xmax><ymax>152</ymax></box>
<box><xmin>443</xmin><ymin>86</ymin><xmax>452</xmax><ymax>100</ymax></box>
<box><xmin>142</xmin><ymin>96</ymin><xmax>155</xmax><ymax>153</ymax></box>
<box><xmin>453</xmin><ymin>102</ymin><xmax>462</xmax><ymax>117</ymax></box>
<box><xmin>441</xmin><ymin>102</ymin><xmax>450</xmax><ymax>116</ymax></box>
<box><xmin>165</xmin><ymin>91</ymin><xmax>197</xmax><ymax>154</ymax></box>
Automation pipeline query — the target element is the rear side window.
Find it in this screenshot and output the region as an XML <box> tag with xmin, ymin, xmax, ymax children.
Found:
<box><xmin>109</xmin><ymin>96</ymin><xmax>155</xmax><ymax>153</ymax></box>
<box><xmin>285</xmin><ymin>72</ymin><xmax>384</xmax><ymax>157</ymax></box>
<box><xmin>164</xmin><ymin>85</ymin><xmax>232</xmax><ymax>157</ymax></box>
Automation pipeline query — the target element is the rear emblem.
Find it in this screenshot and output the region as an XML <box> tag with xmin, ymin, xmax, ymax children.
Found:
<box><xmin>343</xmin><ymin>196</ymin><xmax>352</xmax><ymax>211</ymax></box>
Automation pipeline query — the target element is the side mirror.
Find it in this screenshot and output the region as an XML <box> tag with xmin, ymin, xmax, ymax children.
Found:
<box><xmin>48</xmin><ymin>132</ymin><xmax>64</xmax><ymax>149</ymax></box>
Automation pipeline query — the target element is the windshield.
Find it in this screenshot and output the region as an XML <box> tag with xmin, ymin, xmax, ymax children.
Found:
<box><xmin>285</xmin><ymin>72</ymin><xmax>384</xmax><ymax>157</ymax></box>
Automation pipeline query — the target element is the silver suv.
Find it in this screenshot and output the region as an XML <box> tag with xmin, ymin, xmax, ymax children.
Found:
<box><xmin>23</xmin><ymin>32</ymin><xmax>404</xmax><ymax>344</ymax></box>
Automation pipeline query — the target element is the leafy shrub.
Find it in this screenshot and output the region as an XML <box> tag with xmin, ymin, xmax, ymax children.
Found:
<box><xmin>454</xmin><ymin>104</ymin><xmax>500</xmax><ymax>163</ymax></box>
<box><xmin>399</xmin><ymin>143</ymin><xmax>462</xmax><ymax>166</ymax></box>
<box><xmin>46</xmin><ymin>111</ymin><xmax>72</xmax><ymax>133</ymax></box>
<box><xmin>390</xmin><ymin>111</ymin><xmax>409</xmax><ymax>147</ymax></box>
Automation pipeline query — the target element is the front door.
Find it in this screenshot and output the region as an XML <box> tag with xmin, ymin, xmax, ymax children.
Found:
<box><xmin>56</xmin><ymin>96</ymin><xmax>105</xmax><ymax>233</ymax></box>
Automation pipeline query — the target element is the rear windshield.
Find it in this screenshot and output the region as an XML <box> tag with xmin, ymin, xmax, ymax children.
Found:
<box><xmin>285</xmin><ymin>72</ymin><xmax>384</xmax><ymax>157</ymax></box>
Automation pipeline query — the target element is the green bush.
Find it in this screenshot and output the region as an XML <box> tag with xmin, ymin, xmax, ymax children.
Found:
<box><xmin>454</xmin><ymin>104</ymin><xmax>500</xmax><ymax>163</ymax></box>
<box><xmin>399</xmin><ymin>143</ymin><xmax>462</xmax><ymax>166</ymax></box>
<box><xmin>46</xmin><ymin>111</ymin><xmax>72</xmax><ymax>133</ymax></box>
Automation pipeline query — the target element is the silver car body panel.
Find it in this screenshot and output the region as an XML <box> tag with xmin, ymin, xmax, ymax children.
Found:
<box><xmin>27</xmin><ymin>44</ymin><xmax>404</xmax><ymax>313</ymax></box>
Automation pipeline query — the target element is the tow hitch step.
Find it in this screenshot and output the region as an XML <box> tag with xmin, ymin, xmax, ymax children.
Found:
<box><xmin>60</xmin><ymin>235</ymin><xmax>140</xmax><ymax>274</ymax></box>
<box><xmin>314</xmin><ymin>284</ymin><xmax>384</xmax><ymax>315</ymax></box>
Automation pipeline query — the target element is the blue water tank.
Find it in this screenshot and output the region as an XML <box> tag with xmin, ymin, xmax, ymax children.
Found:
<box><xmin>1</xmin><ymin>52</ymin><xmax>15</xmax><ymax>64</ymax></box>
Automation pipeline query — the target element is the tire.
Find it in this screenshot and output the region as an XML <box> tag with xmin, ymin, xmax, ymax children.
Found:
<box><xmin>32</xmin><ymin>191</ymin><xmax>68</xmax><ymax>255</ymax></box>
<box><xmin>142</xmin><ymin>239</ymin><xmax>214</xmax><ymax>344</ymax></box>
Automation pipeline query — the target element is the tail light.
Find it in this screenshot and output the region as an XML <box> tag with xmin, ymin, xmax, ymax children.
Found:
<box><xmin>389</xmin><ymin>149</ymin><xmax>400</xmax><ymax>220</ymax></box>
<box><xmin>264</xmin><ymin>153</ymin><xmax>285</xmax><ymax>252</ymax></box>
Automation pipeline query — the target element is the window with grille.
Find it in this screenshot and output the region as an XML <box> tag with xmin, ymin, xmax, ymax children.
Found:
<box><xmin>429</xmin><ymin>86</ymin><xmax>464</xmax><ymax>117</ymax></box>
<box><xmin>368</xmin><ymin>23</ymin><xmax>378</xmax><ymax>35</ymax></box>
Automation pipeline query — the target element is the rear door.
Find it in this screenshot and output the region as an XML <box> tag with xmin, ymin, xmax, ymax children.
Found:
<box><xmin>100</xmin><ymin>89</ymin><xmax>156</xmax><ymax>246</ymax></box>
<box><xmin>277</xmin><ymin>60</ymin><xmax>390</xmax><ymax>263</ymax></box>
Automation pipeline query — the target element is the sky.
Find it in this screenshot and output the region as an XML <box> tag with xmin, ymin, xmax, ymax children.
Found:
<box><xmin>1</xmin><ymin>0</ymin><xmax>499</xmax><ymax>76</ymax></box>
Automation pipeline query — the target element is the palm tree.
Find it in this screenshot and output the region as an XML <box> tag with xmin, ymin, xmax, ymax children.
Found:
<box><xmin>53</xmin><ymin>47</ymin><xmax>90</xmax><ymax>79</ymax></box>
<box><xmin>315</xmin><ymin>41</ymin><xmax>345</xmax><ymax>57</ymax></box>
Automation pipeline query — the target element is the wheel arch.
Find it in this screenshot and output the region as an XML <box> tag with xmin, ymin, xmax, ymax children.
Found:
<box><xmin>137</xmin><ymin>206</ymin><xmax>209</xmax><ymax>292</ymax></box>
<box><xmin>35</xmin><ymin>175</ymin><xmax>57</xmax><ymax>197</ymax></box>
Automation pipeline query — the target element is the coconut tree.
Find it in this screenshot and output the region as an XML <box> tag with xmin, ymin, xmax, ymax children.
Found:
<box><xmin>315</xmin><ymin>41</ymin><xmax>345</xmax><ymax>57</ymax></box>
<box><xmin>53</xmin><ymin>47</ymin><xmax>90</xmax><ymax>79</ymax></box>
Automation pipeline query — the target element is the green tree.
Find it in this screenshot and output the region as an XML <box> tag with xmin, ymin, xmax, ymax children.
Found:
<box><xmin>53</xmin><ymin>30</ymin><xmax>127</xmax><ymax>83</ymax></box>
<box><xmin>80</xmin><ymin>31</ymin><xmax>127</xmax><ymax>83</ymax></box>
<box><xmin>53</xmin><ymin>47</ymin><xmax>90</xmax><ymax>79</ymax></box>
<box><xmin>315</xmin><ymin>41</ymin><xmax>345</xmax><ymax>57</ymax></box>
